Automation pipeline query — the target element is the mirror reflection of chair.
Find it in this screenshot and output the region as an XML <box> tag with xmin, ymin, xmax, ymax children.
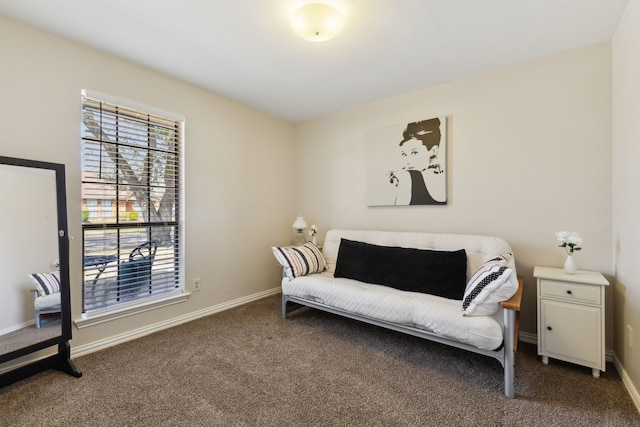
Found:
<box><xmin>118</xmin><ymin>241</ymin><xmax>158</xmax><ymax>300</ymax></box>
<box><xmin>29</xmin><ymin>271</ymin><xmax>62</xmax><ymax>329</ymax></box>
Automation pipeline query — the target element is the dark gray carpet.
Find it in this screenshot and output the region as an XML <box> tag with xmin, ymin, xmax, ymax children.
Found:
<box><xmin>1</xmin><ymin>295</ymin><xmax>638</xmax><ymax>426</ymax></box>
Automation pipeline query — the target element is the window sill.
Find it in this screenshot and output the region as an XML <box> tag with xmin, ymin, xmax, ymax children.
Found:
<box><xmin>74</xmin><ymin>291</ymin><xmax>190</xmax><ymax>329</ymax></box>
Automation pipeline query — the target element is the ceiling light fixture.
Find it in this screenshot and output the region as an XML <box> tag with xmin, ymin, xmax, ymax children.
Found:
<box><xmin>290</xmin><ymin>3</ymin><xmax>345</xmax><ymax>42</ymax></box>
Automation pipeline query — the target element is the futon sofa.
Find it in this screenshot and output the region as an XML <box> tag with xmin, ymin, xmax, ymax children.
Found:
<box><xmin>273</xmin><ymin>229</ymin><xmax>523</xmax><ymax>398</ymax></box>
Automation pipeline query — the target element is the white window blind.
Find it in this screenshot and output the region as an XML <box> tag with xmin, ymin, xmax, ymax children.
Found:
<box><xmin>81</xmin><ymin>93</ymin><xmax>183</xmax><ymax>312</ymax></box>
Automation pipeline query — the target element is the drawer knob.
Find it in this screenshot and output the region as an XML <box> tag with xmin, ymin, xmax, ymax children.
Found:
<box><xmin>566</xmin><ymin>290</ymin><xmax>573</xmax><ymax>295</ymax></box>
<box><xmin>547</xmin><ymin>326</ymin><xmax>552</xmax><ymax>331</ymax></box>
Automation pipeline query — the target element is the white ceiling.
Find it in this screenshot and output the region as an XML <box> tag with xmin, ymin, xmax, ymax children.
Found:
<box><xmin>0</xmin><ymin>0</ymin><xmax>630</xmax><ymax>122</ymax></box>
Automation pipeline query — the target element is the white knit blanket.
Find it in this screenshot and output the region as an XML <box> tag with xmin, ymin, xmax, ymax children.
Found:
<box><xmin>282</xmin><ymin>270</ymin><xmax>503</xmax><ymax>351</ymax></box>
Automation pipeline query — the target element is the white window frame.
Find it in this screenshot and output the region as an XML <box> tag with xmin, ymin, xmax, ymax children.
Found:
<box><xmin>78</xmin><ymin>90</ymin><xmax>186</xmax><ymax>321</ymax></box>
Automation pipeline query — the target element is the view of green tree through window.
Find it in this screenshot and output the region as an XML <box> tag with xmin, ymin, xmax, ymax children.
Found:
<box><xmin>81</xmin><ymin>92</ymin><xmax>183</xmax><ymax>312</ymax></box>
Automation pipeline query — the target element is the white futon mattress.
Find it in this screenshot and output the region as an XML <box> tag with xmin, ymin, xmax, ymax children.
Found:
<box><xmin>282</xmin><ymin>271</ymin><xmax>504</xmax><ymax>351</ymax></box>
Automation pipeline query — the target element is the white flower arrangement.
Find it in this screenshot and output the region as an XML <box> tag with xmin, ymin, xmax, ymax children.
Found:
<box><xmin>555</xmin><ymin>231</ymin><xmax>583</xmax><ymax>254</ymax></box>
<box><xmin>308</xmin><ymin>224</ymin><xmax>318</xmax><ymax>237</ymax></box>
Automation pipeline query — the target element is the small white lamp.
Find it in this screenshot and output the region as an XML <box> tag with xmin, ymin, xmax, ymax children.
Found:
<box><xmin>290</xmin><ymin>3</ymin><xmax>345</xmax><ymax>42</ymax></box>
<box><xmin>292</xmin><ymin>215</ymin><xmax>308</xmax><ymax>243</ymax></box>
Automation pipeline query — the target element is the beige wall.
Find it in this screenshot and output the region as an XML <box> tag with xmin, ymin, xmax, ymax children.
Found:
<box><xmin>613</xmin><ymin>0</ymin><xmax>640</xmax><ymax>403</ymax></box>
<box><xmin>294</xmin><ymin>43</ymin><xmax>613</xmax><ymax>344</ymax></box>
<box><xmin>2</xmin><ymin>10</ymin><xmax>636</xmax><ymax>403</ymax></box>
<box><xmin>0</xmin><ymin>166</ymin><xmax>58</xmax><ymax>330</ymax></box>
<box><xmin>0</xmin><ymin>16</ymin><xmax>295</xmax><ymax>352</ymax></box>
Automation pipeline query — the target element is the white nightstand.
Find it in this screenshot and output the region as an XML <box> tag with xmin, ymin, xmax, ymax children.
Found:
<box><xmin>533</xmin><ymin>266</ymin><xmax>609</xmax><ymax>378</ymax></box>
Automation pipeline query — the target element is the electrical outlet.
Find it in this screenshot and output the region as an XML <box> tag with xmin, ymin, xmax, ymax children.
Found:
<box><xmin>627</xmin><ymin>325</ymin><xmax>634</xmax><ymax>349</ymax></box>
<box><xmin>193</xmin><ymin>278</ymin><xmax>201</xmax><ymax>292</ymax></box>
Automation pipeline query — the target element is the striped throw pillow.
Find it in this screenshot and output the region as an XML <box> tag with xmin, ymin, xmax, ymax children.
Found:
<box><xmin>29</xmin><ymin>271</ymin><xmax>61</xmax><ymax>296</ymax></box>
<box><xmin>272</xmin><ymin>243</ymin><xmax>326</xmax><ymax>280</ymax></box>
<box><xmin>462</xmin><ymin>253</ymin><xmax>516</xmax><ymax>316</ymax></box>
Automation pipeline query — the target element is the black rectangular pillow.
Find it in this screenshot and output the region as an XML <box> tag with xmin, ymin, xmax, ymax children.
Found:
<box><xmin>334</xmin><ymin>238</ymin><xmax>467</xmax><ymax>300</ymax></box>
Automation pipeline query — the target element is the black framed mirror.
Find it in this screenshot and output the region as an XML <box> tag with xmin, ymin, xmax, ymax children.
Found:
<box><xmin>0</xmin><ymin>156</ymin><xmax>81</xmax><ymax>386</ymax></box>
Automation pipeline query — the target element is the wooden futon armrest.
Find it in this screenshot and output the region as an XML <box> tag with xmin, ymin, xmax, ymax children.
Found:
<box><xmin>500</xmin><ymin>275</ymin><xmax>523</xmax><ymax>312</ymax></box>
<box><xmin>500</xmin><ymin>275</ymin><xmax>524</xmax><ymax>352</ymax></box>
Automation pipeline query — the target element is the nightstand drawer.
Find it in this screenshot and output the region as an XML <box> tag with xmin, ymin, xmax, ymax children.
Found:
<box><xmin>540</xmin><ymin>279</ymin><xmax>600</xmax><ymax>305</ymax></box>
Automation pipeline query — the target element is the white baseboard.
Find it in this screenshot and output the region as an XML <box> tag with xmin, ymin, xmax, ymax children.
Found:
<box><xmin>612</xmin><ymin>352</ymin><xmax>640</xmax><ymax>414</ymax></box>
<box><xmin>517</xmin><ymin>331</ymin><xmax>639</xmax><ymax>414</ymax></box>
<box><xmin>518</xmin><ymin>331</ymin><xmax>537</xmax><ymax>345</ymax></box>
<box><xmin>71</xmin><ymin>287</ymin><xmax>281</xmax><ymax>358</ymax></box>
<box><xmin>0</xmin><ymin>319</ymin><xmax>35</xmax><ymax>336</ymax></box>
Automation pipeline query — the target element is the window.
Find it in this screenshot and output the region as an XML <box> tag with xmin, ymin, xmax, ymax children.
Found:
<box><xmin>81</xmin><ymin>91</ymin><xmax>183</xmax><ymax>313</ymax></box>
<box><xmin>101</xmin><ymin>199</ymin><xmax>113</xmax><ymax>219</ymax></box>
<box><xmin>86</xmin><ymin>199</ymin><xmax>98</xmax><ymax>218</ymax></box>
